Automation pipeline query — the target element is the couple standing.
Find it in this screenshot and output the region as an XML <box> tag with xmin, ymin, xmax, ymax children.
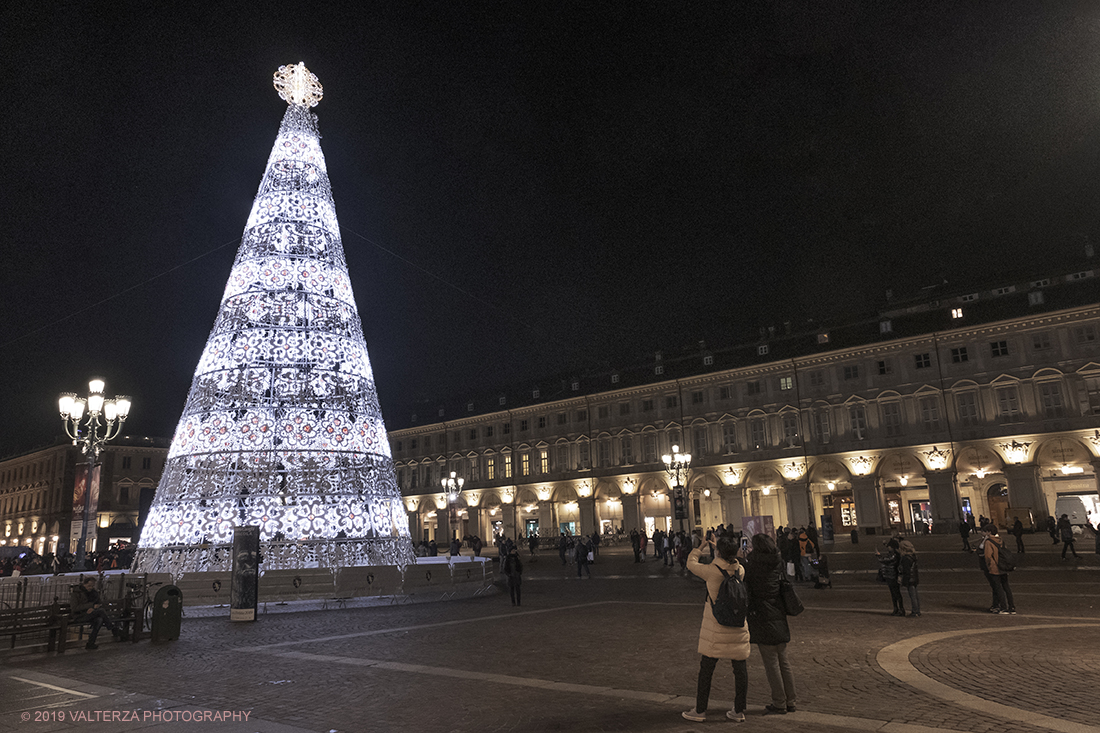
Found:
<box><xmin>681</xmin><ymin>533</ymin><xmax>797</xmax><ymax>723</ymax></box>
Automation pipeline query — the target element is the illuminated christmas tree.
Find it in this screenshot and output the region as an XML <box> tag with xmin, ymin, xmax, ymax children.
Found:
<box><xmin>134</xmin><ymin>63</ymin><xmax>413</xmax><ymax>575</ymax></box>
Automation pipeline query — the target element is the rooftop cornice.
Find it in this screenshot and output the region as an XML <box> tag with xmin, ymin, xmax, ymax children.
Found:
<box><xmin>390</xmin><ymin>304</ymin><xmax>1100</xmax><ymax>438</ymax></box>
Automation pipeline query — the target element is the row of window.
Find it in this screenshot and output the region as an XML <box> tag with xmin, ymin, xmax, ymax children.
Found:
<box><xmin>119</xmin><ymin>456</ymin><xmax>155</xmax><ymax>470</ymax></box>
<box><xmin>0</xmin><ymin>454</ymin><xmax>65</xmax><ymax>488</ymax></box>
<box><xmin>394</xmin><ymin>322</ymin><xmax>1100</xmax><ymax>456</ymax></box>
<box><xmin>397</xmin><ymin>376</ymin><xmax>1100</xmax><ymax>490</ymax></box>
<box><xmin>0</xmin><ymin>452</ymin><xmax>160</xmax><ymax>489</ymax></box>
<box><xmin>1</xmin><ymin>481</ymin><xmax>139</xmax><ymax>519</ymax></box>
<box><xmin>1</xmin><ymin>490</ymin><xmax>48</xmax><ymax>515</ymax></box>
<box><xmin>423</xmin><ymin>312</ymin><xmax>1096</xmax><ymax>421</ymax></box>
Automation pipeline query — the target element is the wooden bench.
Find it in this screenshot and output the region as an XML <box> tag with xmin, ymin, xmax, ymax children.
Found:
<box><xmin>0</xmin><ymin>602</ymin><xmax>68</xmax><ymax>653</ymax></box>
<box><xmin>59</xmin><ymin>598</ymin><xmax>139</xmax><ymax>651</ymax></box>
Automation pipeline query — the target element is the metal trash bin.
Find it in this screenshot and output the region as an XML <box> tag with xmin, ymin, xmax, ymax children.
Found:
<box><xmin>150</xmin><ymin>585</ymin><xmax>183</xmax><ymax>642</ymax></box>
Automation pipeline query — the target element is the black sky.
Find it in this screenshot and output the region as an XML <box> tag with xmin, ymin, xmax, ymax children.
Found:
<box><xmin>4</xmin><ymin>1</ymin><xmax>1100</xmax><ymax>454</ymax></box>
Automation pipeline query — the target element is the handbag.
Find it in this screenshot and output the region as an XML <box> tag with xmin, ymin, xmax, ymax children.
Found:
<box><xmin>587</xmin><ymin>550</ymin><xmax>594</xmax><ymax>562</ymax></box>
<box><xmin>778</xmin><ymin>572</ymin><xmax>804</xmax><ymax>616</ymax></box>
<box><xmin>786</xmin><ymin>561</ymin><xmax>795</xmax><ymax>576</ymax></box>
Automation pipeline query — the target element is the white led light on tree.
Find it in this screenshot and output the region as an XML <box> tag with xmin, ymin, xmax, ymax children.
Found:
<box><xmin>134</xmin><ymin>65</ymin><xmax>413</xmax><ymax>576</ymax></box>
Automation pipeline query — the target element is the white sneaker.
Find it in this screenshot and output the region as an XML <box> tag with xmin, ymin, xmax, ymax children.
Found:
<box><xmin>682</xmin><ymin>709</ymin><xmax>706</xmax><ymax>722</ymax></box>
<box><xmin>726</xmin><ymin>710</ymin><xmax>745</xmax><ymax>722</ymax></box>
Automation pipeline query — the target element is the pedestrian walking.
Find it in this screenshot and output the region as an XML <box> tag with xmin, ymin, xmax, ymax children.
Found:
<box><xmin>1010</xmin><ymin>517</ymin><xmax>1025</xmax><ymax>554</ymax></box>
<box><xmin>503</xmin><ymin>547</ymin><xmax>523</xmax><ymax>606</ymax></box>
<box><xmin>975</xmin><ymin>526</ymin><xmax>1000</xmax><ymax>612</ymax></box>
<box><xmin>559</xmin><ymin>535</ymin><xmax>569</xmax><ymax>565</ymax></box>
<box><xmin>682</xmin><ymin>534</ymin><xmax>750</xmax><ymax>723</ymax></box>
<box><xmin>983</xmin><ymin>525</ymin><xmax>1016</xmax><ymax>614</ymax></box>
<box><xmin>630</xmin><ymin>528</ymin><xmax>642</xmax><ymax>563</ymax></box>
<box><xmin>785</xmin><ymin>528</ymin><xmax>802</xmax><ymax>581</ymax></box>
<box><xmin>1057</xmin><ymin>514</ymin><xmax>1079</xmax><ymax>560</ymax></box>
<box><xmin>1046</xmin><ymin>515</ymin><xmax>1059</xmax><ymax>545</ymax></box>
<box><xmin>575</xmin><ymin>537</ymin><xmax>591</xmax><ymax>578</ymax></box>
<box><xmin>876</xmin><ymin>539</ymin><xmax>906</xmax><ymax>616</ymax></box>
<box><xmin>798</xmin><ymin>530</ymin><xmax>817</xmax><ymax>582</ymax></box>
<box><xmin>449</xmin><ymin>537</ymin><xmax>461</xmax><ymax>556</ymax></box>
<box><xmin>743</xmin><ymin>533</ymin><xmax>797</xmax><ymax>714</ymax></box>
<box><xmin>527</xmin><ymin>533</ymin><xmax>538</xmax><ymax>559</ymax></box>
<box><xmin>959</xmin><ymin>519</ymin><xmax>972</xmax><ymax>552</ymax></box>
<box><xmin>898</xmin><ymin>539</ymin><xmax>921</xmax><ymax>617</ymax></box>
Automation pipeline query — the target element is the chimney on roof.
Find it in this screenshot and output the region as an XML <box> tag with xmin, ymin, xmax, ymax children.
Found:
<box><xmin>655</xmin><ymin>351</ymin><xmax>663</xmax><ymax>361</ymax></box>
<box><xmin>1086</xmin><ymin>243</ymin><xmax>1095</xmax><ymax>259</ymax></box>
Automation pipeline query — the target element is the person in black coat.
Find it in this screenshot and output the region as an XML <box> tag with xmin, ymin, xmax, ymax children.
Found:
<box><xmin>630</xmin><ymin>528</ymin><xmax>642</xmax><ymax>563</ymax></box>
<box><xmin>744</xmin><ymin>533</ymin><xmax>797</xmax><ymax>714</ymax></box>
<box><xmin>1010</xmin><ymin>517</ymin><xmax>1025</xmax><ymax>554</ymax></box>
<box><xmin>898</xmin><ymin>539</ymin><xmax>921</xmax><ymax>617</ymax></box>
<box><xmin>876</xmin><ymin>539</ymin><xmax>905</xmax><ymax>616</ymax></box>
<box><xmin>503</xmin><ymin>547</ymin><xmax>524</xmax><ymax>606</ymax></box>
<box><xmin>1057</xmin><ymin>514</ymin><xmax>1079</xmax><ymax>560</ymax></box>
<box><xmin>959</xmin><ymin>519</ymin><xmax>972</xmax><ymax>552</ymax></box>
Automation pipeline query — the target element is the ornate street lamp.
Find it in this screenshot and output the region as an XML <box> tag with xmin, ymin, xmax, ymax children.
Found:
<box><xmin>441</xmin><ymin>471</ymin><xmax>464</xmax><ymax>540</ymax></box>
<box><xmin>662</xmin><ymin>444</ymin><xmax>692</xmax><ymax>532</ymax></box>
<box><xmin>59</xmin><ymin>379</ymin><xmax>131</xmax><ymax>563</ymax></box>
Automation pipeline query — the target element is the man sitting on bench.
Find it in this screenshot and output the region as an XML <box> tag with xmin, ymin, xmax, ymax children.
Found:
<box><xmin>71</xmin><ymin>578</ymin><xmax>127</xmax><ymax>650</ymax></box>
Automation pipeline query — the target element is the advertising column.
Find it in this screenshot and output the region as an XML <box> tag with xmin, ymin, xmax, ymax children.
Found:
<box><xmin>230</xmin><ymin>525</ymin><xmax>260</xmax><ymax>622</ymax></box>
<box><xmin>784</xmin><ymin>479</ymin><xmax>811</xmax><ymax>528</ymax></box>
<box><xmin>719</xmin><ymin>486</ymin><xmax>746</xmax><ymax>532</ymax></box>
<box><xmin>578</xmin><ymin>497</ymin><xmax>596</xmax><ymax>537</ymax></box>
<box><xmin>1003</xmin><ymin>463</ymin><xmax>1047</xmax><ymax>521</ymax></box>
<box><xmin>925</xmin><ymin>470</ymin><xmax>962</xmax><ymax>533</ymax></box>
<box><xmin>851</xmin><ymin>475</ymin><xmax>884</xmax><ymax>533</ymax></box>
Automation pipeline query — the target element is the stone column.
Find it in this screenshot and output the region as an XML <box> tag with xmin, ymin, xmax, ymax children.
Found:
<box><xmin>1003</xmin><ymin>464</ymin><xmax>1048</xmax><ymax>521</ymax></box>
<box><xmin>407</xmin><ymin>510</ymin><xmax>420</xmax><ymax>541</ymax></box>
<box><xmin>851</xmin><ymin>475</ymin><xmax>884</xmax><ymax>532</ymax></box>
<box><xmin>924</xmin><ymin>471</ymin><xmax>961</xmax><ymax>533</ymax></box>
<box><xmin>784</xmin><ymin>480</ymin><xmax>812</xmax><ymax>528</ymax></box>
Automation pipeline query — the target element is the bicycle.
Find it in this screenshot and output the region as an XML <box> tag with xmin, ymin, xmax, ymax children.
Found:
<box><xmin>125</xmin><ymin>579</ymin><xmax>162</xmax><ymax>635</ymax></box>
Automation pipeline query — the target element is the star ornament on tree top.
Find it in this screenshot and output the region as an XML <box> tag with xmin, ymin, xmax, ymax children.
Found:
<box><xmin>274</xmin><ymin>62</ymin><xmax>323</xmax><ymax>107</ymax></box>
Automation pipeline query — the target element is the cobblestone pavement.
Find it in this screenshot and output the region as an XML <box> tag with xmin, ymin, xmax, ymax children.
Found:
<box><xmin>1</xmin><ymin>533</ymin><xmax>1098</xmax><ymax>733</ymax></box>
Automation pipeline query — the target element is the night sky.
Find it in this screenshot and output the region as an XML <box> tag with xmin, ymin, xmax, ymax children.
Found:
<box><xmin>4</xmin><ymin>2</ymin><xmax>1100</xmax><ymax>455</ymax></box>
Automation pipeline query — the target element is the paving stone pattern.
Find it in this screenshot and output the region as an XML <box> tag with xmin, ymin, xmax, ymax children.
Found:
<box><xmin>1</xmin><ymin>534</ymin><xmax>1097</xmax><ymax>732</ymax></box>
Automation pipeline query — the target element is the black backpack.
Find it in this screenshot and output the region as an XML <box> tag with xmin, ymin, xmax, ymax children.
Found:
<box><xmin>995</xmin><ymin>540</ymin><xmax>1016</xmax><ymax>573</ymax></box>
<box><xmin>709</xmin><ymin>566</ymin><xmax>748</xmax><ymax>627</ymax></box>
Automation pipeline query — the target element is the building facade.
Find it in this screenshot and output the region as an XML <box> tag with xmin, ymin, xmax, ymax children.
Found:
<box><xmin>0</xmin><ymin>437</ymin><xmax>169</xmax><ymax>557</ymax></box>
<box><xmin>390</xmin><ymin>274</ymin><xmax>1100</xmax><ymax>543</ymax></box>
